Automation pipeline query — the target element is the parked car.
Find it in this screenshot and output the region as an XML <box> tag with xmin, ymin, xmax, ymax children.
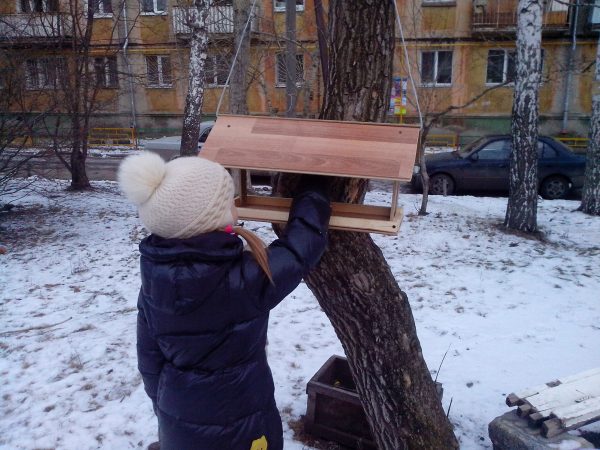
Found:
<box><xmin>144</xmin><ymin>120</ymin><xmax>215</xmax><ymax>161</ymax></box>
<box><xmin>411</xmin><ymin>135</ymin><xmax>586</xmax><ymax>199</ymax></box>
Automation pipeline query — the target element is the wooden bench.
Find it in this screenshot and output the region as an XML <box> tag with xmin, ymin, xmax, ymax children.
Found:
<box><xmin>506</xmin><ymin>367</ymin><xmax>600</xmax><ymax>438</ymax></box>
<box><xmin>201</xmin><ymin>115</ymin><xmax>420</xmax><ymax>236</ymax></box>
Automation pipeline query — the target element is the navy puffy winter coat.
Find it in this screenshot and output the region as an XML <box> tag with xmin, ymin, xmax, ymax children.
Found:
<box><xmin>136</xmin><ymin>189</ymin><xmax>330</xmax><ymax>450</ymax></box>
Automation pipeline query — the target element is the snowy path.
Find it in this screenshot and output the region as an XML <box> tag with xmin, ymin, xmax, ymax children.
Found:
<box><xmin>1</xmin><ymin>178</ymin><xmax>599</xmax><ymax>449</ymax></box>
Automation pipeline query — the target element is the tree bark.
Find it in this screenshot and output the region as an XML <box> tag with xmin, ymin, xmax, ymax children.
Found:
<box><xmin>229</xmin><ymin>0</ymin><xmax>250</xmax><ymax>115</ymax></box>
<box><xmin>580</xmin><ymin>35</ymin><xmax>600</xmax><ymax>216</ymax></box>
<box><xmin>277</xmin><ymin>2</ymin><xmax>458</xmax><ymax>448</ymax></box>
<box><xmin>505</xmin><ymin>0</ymin><xmax>542</xmax><ymax>232</ymax></box>
<box><xmin>285</xmin><ymin>0</ymin><xmax>297</xmax><ymax>118</ymax></box>
<box><xmin>180</xmin><ymin>0</ymin><xmax>211</xmax><ymax>156</ymax></box>
<box><xmin>313</xmin><ymin>0</ymin><xmax>329</xmax><ymax>88</ymax></box>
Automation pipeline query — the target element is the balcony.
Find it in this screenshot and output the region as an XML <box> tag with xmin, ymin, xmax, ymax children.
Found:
<box><xmin>472</xmin><ymin>9</ymin><xmax>569</xmax><ymax>34</ymax></box>
<box><xmin>172</xmin><ymin>6</ymin><xmax>258</xmax><ymax>37</ymax></box>
<box><xmin>0</xmin><ymin>14</ymin><xmax>73</xmax><ymax>43</ymax></box>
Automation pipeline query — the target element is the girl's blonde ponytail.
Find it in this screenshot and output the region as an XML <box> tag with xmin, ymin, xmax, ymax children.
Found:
<box><xmin>233</xmin><ymin>226</ymin><xmax>273</xmax><ymax>284</ymax></box>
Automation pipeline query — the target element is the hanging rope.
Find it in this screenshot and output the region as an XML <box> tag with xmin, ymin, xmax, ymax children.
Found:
<box><xmin>216</xmin><ymin>0</ymin><xmax>260</xmax><ymax>117</ymax></box>
<box><xmin>392</xmin><ymin>0</ymin><xmax>424</xmax><ymax>129</ymax></box>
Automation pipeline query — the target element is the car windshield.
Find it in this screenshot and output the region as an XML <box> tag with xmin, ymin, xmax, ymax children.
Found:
<box><xmin>457</xmin><ymin>136</ymin><xmax>489</xmax><ymax>157</ymax></box>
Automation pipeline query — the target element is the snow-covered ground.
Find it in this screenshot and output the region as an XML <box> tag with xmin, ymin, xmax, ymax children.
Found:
<box><xmin>1</xmin><ymin>177</ymin><xmax>599</xmax><ymax>450</ymax></box>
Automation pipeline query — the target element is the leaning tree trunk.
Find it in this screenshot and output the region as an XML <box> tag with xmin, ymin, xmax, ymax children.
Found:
<box><xmin>180</xmin><ymin>0</ymin><xmax>211</xmax><ymax>156</ymax></box>
<box><xmin>579</xmin><ymin>35</ymin><xmax>600</xmax><ymax>216</ymax></box>
<box><xmin>505</xmin><ymin>0</ymin><xmax>542</xmax><ymax>232</ymax></box>
<box><xmin>276</xmin><ymin>2</ymin><xmax>458</xmax><ymax>448</ymax></box>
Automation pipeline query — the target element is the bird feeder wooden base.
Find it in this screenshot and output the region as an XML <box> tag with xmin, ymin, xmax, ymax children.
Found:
<box><xmin>202</xmin><ymin>115</ymin><xmax>419</xmax><ymax>235</ymax></box>
<box><xmin>235</xmin><ymin>195</ymin><xmax>403</xmax><ymax>235</ymax></box>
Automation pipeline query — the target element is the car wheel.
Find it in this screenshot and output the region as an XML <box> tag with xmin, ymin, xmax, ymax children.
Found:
<box><xmin>429</xmin><ymin>174</ymin><xmax>455</xmax><ymax>196</ymax></box>
<box><xmin>540</xmin><ymin>176</ymin><xmax>569</xmax><ymax>200</ymax></box>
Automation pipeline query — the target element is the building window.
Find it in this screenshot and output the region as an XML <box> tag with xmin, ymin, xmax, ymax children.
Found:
<box><xmin>544</xmin><ymin>0</ymin><xmax>569</xmax><ymax>12</ymax></box>
<box><xmin>19</xmin><ymin>0</ymin><xmax>59</xmax><ymax>13</ymax></box>
<box><xmin>487</xmin><ymin>49</ymin><xmax>545</xmax><ymax>84</ymax></box>
<box><xmin>146</xmin><ymin>55</ymin><xmax>172</xmax><ymax>87</ymax></box>
<box><xmin>273</xmin><ymin>0</ymin><xmax>304</xmax><ymax>12</ymax></box>
<box><xmin>94</xmin><ymin>57</ymin><xmax>118</xmax><ymax>88</ymax></box>
<box><xmin>92</xmin><ymin>0</ymin><xmax>113</xmax><ymax>16</ymax></box>
<box><xmin>275</xmin><ymin>53</ymin><xmax>304</xmax><ymax>87</ymax></box>
<box><xmin>420</xmin><ymin>50</ymin><xmax>452</xmax><ymax>86</ymax></box>
<box><xmin>486</xmin><ymin>49</ymin><xmax>516</xmax><ymax>84</ymax></box>
<box><xmin>141</xmin><ymin>0</ymin><xmax>166</xmax><ymax>14</ymax></box>
<box><xmin>204</xmin><ymin>55</ymin><xmax>230</xmax><ymax>87</ymax></box>
<box><xmin>25</xmin><ymin>57</ymin><xmax>65</xmax><ymax>89</ymax></box>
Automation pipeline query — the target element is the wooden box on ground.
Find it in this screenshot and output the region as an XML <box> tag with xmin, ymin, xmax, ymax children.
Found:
<box><xmin>305</xmin><ymin>355</ymin><xmax>377</xmax><ymax>449</ymax></box>
<box><xmin>305</xmin><ymin>355</ymin><xmax>444</xmax><ymax>449</ymax></box>
<box><xmin>201</xmin><ymin>115</ymin><xmax>420</xmax><ymax>235</ymax></box>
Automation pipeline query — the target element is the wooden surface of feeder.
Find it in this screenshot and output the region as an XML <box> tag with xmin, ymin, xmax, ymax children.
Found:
<box><xmin>235</xmin><ymin>195</ymin><xmax>404</xmax><ymax>235</ymax></box>
<box><xmin>202</xmin><ymin>115</ymin><xmax>418</xmax><ymax>235</ymax></box>
<box><xmin>201</xmin><ymin>115</ymin><xmax>419</xmax><ymax>181</ymax></box>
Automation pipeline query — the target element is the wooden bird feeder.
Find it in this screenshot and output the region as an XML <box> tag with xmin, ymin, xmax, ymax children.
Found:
<box><xmin>201</xmin><ymin>115</ymin><xmax>420</xmax><ymax>235</ymax></box>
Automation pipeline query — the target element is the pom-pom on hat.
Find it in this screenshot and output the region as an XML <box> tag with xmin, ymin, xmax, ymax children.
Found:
<box><xmin>118</xmin><ymin>151</ymin><xmax>234</xmax><ymax>239</ymax></box>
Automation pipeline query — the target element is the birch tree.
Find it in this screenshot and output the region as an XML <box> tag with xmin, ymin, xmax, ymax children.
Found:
<box><xmin>505</xmin><ymin>0</ymin><xmax>543</xmax><ymax>232</ymax></box>
<box><xmin>180</xmin><ymin>0</ymin><xmax>211</xmax><ymax>156</ymax></box>
<box><xmin>276</xmin><ymin>2</ymin><xmax>458</xmax><ymax>448</ymax></box>
<box><xmin>579</xmin><ymin>34</ymin><xmax>600</xmax><ymax>215</ymax></box>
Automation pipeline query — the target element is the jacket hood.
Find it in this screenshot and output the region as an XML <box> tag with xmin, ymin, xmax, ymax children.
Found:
<box><xmin>139</xmin><ymin>232</ymin><xmax>243</xmax><ymax>315</ymax></box>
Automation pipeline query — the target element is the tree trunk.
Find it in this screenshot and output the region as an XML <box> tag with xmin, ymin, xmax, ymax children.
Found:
<box><xmin>277</xmin><ymin>2</ymin><xmax>458</xmax><ymax>448</ymax></box>
<box><xmin>418</xmin><ymin>126</ymin><xmax>432</xmax><ymax>215</ymax></box>
<box><xmin>580</xmin><ymin>35</ymin><xmax>600</xmax><ymax>216</ymax></box>
<box><xmin>69</xmin><ymin>113</ymin><xmax>90</xmax><ymax>190</ymax></box>
<box><xmin>313</xmin><ymin>0</ymin><xmax>328</xmax><ymax>88</ymax></box>
<box><xmin>285</xmin><ymin>0</ymin><xmax>297</xmax><ymax>117</ymax></box>
<box><xmin>229</xmin><ymin>0</ymin><xmax>250</xmax><ymax>115</ymax></box>
<box><xmin>505</xmin><ymin>0</ymin><xmax>542</xmax><ymax>232</ymax></box>
<box><xmin>180</xmin><ymin>1</ymin><xmax>211</xmax><ymax>156</ymax></box>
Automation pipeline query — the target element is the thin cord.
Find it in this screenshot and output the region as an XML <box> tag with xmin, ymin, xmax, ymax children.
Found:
<box><xmin>216</xmin><ymin>0</ymin><xmax>260</xmax><ymax>117</ymax></box>
<box><xmin>393</xmin><ymin>0</ymin><xmax>424</xmax><ymax>129</ymax></box>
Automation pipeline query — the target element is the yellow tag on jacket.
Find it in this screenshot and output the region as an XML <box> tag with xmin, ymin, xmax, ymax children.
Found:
<box><xmin>250</xmin><ymin>435</ymin><xmax>268</xmax><ymax>450</ymax></box>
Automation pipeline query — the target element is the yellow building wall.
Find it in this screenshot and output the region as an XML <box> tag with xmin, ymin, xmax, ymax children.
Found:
<box><xmin>90</xmin><ymin>16</ymin><xmax>119</xmax><ymax>44</ymax></box>
<box><xmin>139</xmin><ymin>16</ymin><xmax>172</xmax><ymax>45</ymax></box>
<box><xmin>2</xmin><ymin>0</ymin><xmax>593</xmax><ymax>133</ymax></box>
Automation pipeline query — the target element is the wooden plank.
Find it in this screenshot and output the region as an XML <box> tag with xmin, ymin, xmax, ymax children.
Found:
<box><xmin>542</xmin><ymin>401</ymin><xmax>600</xmax><ymax>437</ymax></box>
<box><xmin>511</xmin><ymin>367</ymin><xmax>600</xmax><ymax>403</ymax></box>
<box><xmin>235</xmin><ymin>195</ymin><xmax>403</xmax><ymax>235</ymax></box>
<box><xmin>390</xmin><ymin>181</ymin><xmax>399</xmax><ymax>220</ymax></box>
<box><xmin>553</xmin><ymin>397</ymin><xmax>600</xmax><ymax>428</ymax></box>
<box><xmin>506</xmin><ymin>393</ymin><xmax>523</xmax><ymax>407</ymax></box>
<box><xmin>251</xmin><ymin>115</ymin><xmax>420</xmax><ymax>144</ymax></box>
<box><xmin>507</xmin><ymin>368</ymin><xmax>600</xmax><ymax>436</ymax></box>
<box><xmin>517</xmin><ymin>404</ymin><xmax>533</xmax><ymax>417</ymax></box>
<box><xmin>202</xmin><ymin>115</ymin><xmax>419</xmax><ymax>181</ymax></box>
<box><xmin>542</xmin><ymin>418</ymin><xmax>564</xmax><ymax>438</ymax></box>
<box><xmin>528</xmin><ymin>411</ymin><xmax>546</xmax><ymax>427</ymax></box>
<box><xmin>524</xmin><ymin>373</ymin><xmax>600</xmax><ymax>412</ymax></box>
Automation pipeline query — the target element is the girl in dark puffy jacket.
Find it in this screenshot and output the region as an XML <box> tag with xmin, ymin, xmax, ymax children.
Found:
<box><xmin>118</xmin><ymin>151</ymin><xmax>331</xmax><ymax>450</ymax></box>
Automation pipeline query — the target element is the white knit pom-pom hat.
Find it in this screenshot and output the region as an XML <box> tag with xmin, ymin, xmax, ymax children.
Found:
<box><xmin>118</xmin><ymin>151</ymin><xmax>234</xmax><ymax>239</ymax></box>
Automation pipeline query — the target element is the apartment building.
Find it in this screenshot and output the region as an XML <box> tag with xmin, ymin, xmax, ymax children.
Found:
<box><xmin>398</xmin><ymin>0</ymin><xmax>599</xmax><ymax>138</ymax></box>
<box><xmin>0</xmin><ymin>0</ymin><xmax>597</xmax><ymax>138</ymax></box>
